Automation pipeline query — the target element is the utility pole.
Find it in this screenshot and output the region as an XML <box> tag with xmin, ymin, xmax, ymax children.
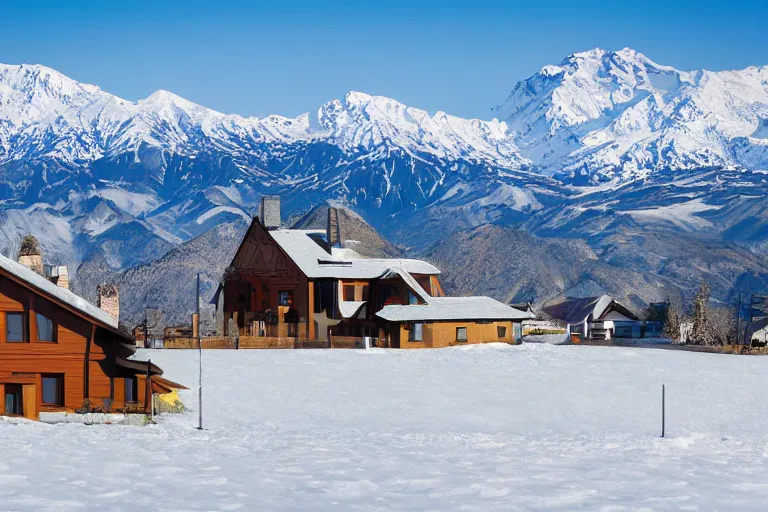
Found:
<box><xmin>736</xmin><ymin>292</ymin><xmax>742</xmax><ymax>345</ymax></box>
<box><xmin>195</xmin><ymin>273</ymin><xmax>203</xmax><ymax>430</ymax></box>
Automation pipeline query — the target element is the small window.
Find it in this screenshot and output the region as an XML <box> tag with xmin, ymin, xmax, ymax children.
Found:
<box><xmin>361</xmin><ymin>285</ymin><xmax>369</xmax><ymax>301</ymax></box>
<box><xmin>408</xmin><ymin>323</ymin><xmax>423</xmax><ymax>342</ymax></box>
<box><xmin>6</xmin><ymin>312</ymin><xmax>26</xmax><ymax>342</ymax></box>
<box><xmin>408</xmin><ymin>290</ymin><xmax>419</xmax><ymax>305</ymax></box>
<box><xmin>125</xmin><ymin>377</ymin><xmax>138</xmax><ymax>402</ymax></box>
<box><xmin>36</xmin><ymin>312</ymin><xmax>55</xmax><ymax>342</ymax></box>
<box><xmin>42</xmin><ymin>374</ymin><xmax>64</xmax><ymax>406</ymax></box>
<box><xmin>278</xmin><ymin>290</ymin><xmax>294</xmax><ymax>307</ymax></box>
<box><xmin>343</xmin><ymin>285</ymin><xmax>355</xmax><ymax>302</ymax></box>
<box><xmin>497</xmin><ymin>326</ymin><xmax>507</xmax><ymax>338</ymax></box>
<box><xmin>456</xmin><ymin>327</ymin><xmax>468</xmax><ymax>342</ymax></box>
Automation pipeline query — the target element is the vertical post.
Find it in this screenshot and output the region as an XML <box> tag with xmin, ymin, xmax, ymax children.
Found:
<box><xmin>736</xmin><ymin>292</ymin><xmax>742</xmax><ymax>345</ymax></box>
<box><xmin>196</xmin><ymin>273</ymin><xmax>203</xmax><ymax>430</ymax></box>
<box><xmin>148</xmin><ymin>358</ymin><xmax>154</xmax><ymax>422</ymax></box>
<box><xmin>661</xmin><ymin>384</ymin><xmax>665</xmax><ymax>438</ymax></box>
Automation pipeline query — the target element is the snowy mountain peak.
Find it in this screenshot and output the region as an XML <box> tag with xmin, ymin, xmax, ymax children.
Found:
<box><xmin>494</xmin><ymin>47</ymin><xmax>768</xmax><ymax>182</ymax></box>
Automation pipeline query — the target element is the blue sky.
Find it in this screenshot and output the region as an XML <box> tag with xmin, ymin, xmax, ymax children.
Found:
<box><xmin>1</xmin><ymin>0</ymin><xmax>766</xmax><ymax>119</ymax></box>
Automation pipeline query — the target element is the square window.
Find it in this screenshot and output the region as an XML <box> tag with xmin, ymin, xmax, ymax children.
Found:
<box><xmin>497</xmin><ymin>326</ymin><xmax>507</xmax><ymax>338</ymax></box>
<box><xmin>343</xmin><ymin>285</ymin><xmax>355</xmax><ymax>302</ymax></box>
<box><xmin>278</xmin><ymin>290</ymin><xmax>294</xmax><ymax>307</ymax></box>
<box><xmin>408</xmin><ymin>323</ymin><xmax>423</xmax><ymax>342</ymax></box>
<box><xmin>36</xmin><ymin>313</ymin><xmax>55</xmax><ymax>342</ymax></box>
<box><xmin>6</xmin><ymin>312</ymin><xmax>26</xmax><ymax>342</ymax></box>
<box><xmin>42</xmin><ymin>374</ymin><xmax>64</xmax><ymax>406</ymax></box>
<box><xmin>456</xmin><ymin>327</ymin><xmax>468</xmax><ymax>342</ymax></box>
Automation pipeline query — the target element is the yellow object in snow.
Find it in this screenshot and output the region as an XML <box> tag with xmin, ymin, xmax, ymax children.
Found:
<box><xmin>158</xmin><ymin>389</ymin><xmax>181</xmax><ymax>406</ymax></box>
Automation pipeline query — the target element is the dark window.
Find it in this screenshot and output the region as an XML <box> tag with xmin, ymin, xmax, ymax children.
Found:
<box><xmin>343</xmin><ymin>285</ymin><xmax>355</xmax><ymax>301</ymax></box>
<box><xmin>361</xmin><ymin>285</ymin><xmax>369</xmax><ymax>301</ymax></box>
<box><xmin>497</xmin><ymin>326</ymin><xmax>507</xmax><ymax>338</ymax></box>
<box><xmin>6</xmin><ymin>312</ymin><xmax>26</xmax><ymax>342</ymax></box>
<box><xmin>278</xmin><ymin>290</ymin><xmax>294</xmax><ymax>307</ymax></box>
<box><xmin>41</xmin><ymin>374</ymin><xmax>64</xmax><ymax>406</ymax></box>
<box><xmin>380</xmin><ymin>286</ymin><xmax>396</xmax><ymax>305</ymax></box>
<box><xmin>4</xmin><ymin>384</ymin><xmax>23</xmax><ymax>415</ymax></box>
<box><xmin>110</xmin><ymin>378</ymin><xmax>115</xmax><ymax>399</ymax></box>
<box><xmin>36</xmin><ymin>312</ymin><xmax>55</xmax><ymax>342</ymax></box>
<box><xmin>456</xmin><ymin>327</ymin><xmax>468</xmax><ymax>342</ymax></box>
<box><xmin>408</xmin><ymin>323</ymin><xmax>423</xmax><ymax>342</ymax></box>
<box><xmin>125</xmin><ymin>377</ymin><xmax>138</xmax><ymax>402</ymax></box>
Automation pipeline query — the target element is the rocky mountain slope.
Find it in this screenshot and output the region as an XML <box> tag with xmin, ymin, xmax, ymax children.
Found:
<box><xmin>0</xmin><ymin>49</ymin><xmax>767</xmax><ymax>321</ymax></box>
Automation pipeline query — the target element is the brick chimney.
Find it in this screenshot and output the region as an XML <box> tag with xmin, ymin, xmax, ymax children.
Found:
<box><xmin>260</xmin><ymin>196</ymin><xmax>281</xmax><ymax>230</ymax></box>
<box><xmin>50</xmin><ymin>266</ymin><xmax>69</xmax><ymax>290</ymax></box>
<box><xmin>326</xmin><ymin>206</ymin><xmax>341</xmax><ymax>249</ymax></box>
<box><xmin>17</xmin><ymin>234</ymin><xmax>44</xmax><ymax>275</ymax></box>
<box><xmin>97</xmin><ymin>283</ymin><xmax>120</xmax><ymax>322</ymax></box>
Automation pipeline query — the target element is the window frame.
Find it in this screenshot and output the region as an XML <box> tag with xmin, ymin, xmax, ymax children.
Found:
<box><xmin>456</xmin><ymin>326</ymin><xmax>468</xmax><ymax>342</ymax></box>
<box><xmin>35</xmin><ymin>311</ymin><xmax>57</xmax><ymax>343</ymax></box>
<box><xmin>41</xmin><ymin>374</ymin><xmax>65</xmax><ymax>407</ymax></box>
<box><xmin>124</xmin><ymin>377</ymin><xmax>138</xmax><ymax>403</ymax></box>
<box><xmin>408</xmin><ymin>323</ymin><xmax>424</xmax><ymax>342</ymax></box>
<box><xmin>497</xmin><ymin>326</ymin><xmax>507</xmax><ymax>339</ymax></box>
<box><xmin>5</xmin><ymin>311</ymin><xmax>27</xmax><ymax>343</ymax></box>
<box><xmin>278</xmin><ymin>290</ymin><xmax>294</xmax><ymax>307</ymax></box>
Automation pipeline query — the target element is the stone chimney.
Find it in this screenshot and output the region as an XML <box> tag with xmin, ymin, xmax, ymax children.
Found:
<box><xmin>260</xmin><ymin>196</ymin><xmax>281</xmax><ymax>230</ymax></box>
<box><xmin>50</xmin><ymin>266</ymin><xmax>69</xmax><ymax>290</ymax></box>
<box><xmin>97</xmin><ymin>283</ymin><xmax>120</xmax><ymax>322</ymax></box>
<box><xmin>326</xmin><ymin>207</ymin><xmax>341</xmax><ymax>249</ymax></box>
<box><xmin>17</xmin><ymin>234</ymin><xmax>44</xmax><ymax>275</ymax></box>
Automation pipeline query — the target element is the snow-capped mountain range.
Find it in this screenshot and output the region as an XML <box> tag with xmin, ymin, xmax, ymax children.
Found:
<box><xmin>0</xmin><ymin>48</ymin><xmax>767</xmax><ymax>302</ymax></box>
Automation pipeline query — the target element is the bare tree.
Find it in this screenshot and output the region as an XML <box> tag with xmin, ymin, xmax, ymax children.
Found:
<box><xmin>708</xmin><ymin>306</ymin><xmax>737</xmax><ymax>346</ymax></box>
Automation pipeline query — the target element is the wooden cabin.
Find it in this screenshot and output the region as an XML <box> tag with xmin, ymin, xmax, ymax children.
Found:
<box><xmin>0</xmin><ymin>251</ymin><xmax>171</xmax><ymax>421</ymax></box>
<box><xmin>213</xmin><ymin>197</ymin><xmax>533</xmax><ymax>348</ymax></box>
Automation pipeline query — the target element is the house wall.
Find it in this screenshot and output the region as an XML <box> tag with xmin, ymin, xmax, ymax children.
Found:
<box><xmin>399</xmin><ymin>320</ymin><xmax>516</xmax><ymax>349</ymax></box>
<box><xmin>0</xmin><ymin>273</ymin><xmax>141</xmax><ymax>418</ymax></box>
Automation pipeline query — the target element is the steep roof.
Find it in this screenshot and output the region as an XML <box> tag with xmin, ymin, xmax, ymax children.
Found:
<box><xmin>377</xmin><ymin>296</ymin><xmax>535</xmax><ymax>322</ymax></box>
<box><xmin>268</xmin><ymin>228</ymin><xmax>440</xmax><ymax>279</ymax></box>
<box><xmin>541</xmin><ymin>295</ymin><xmax>638</xmax><ymax>324</ymax></box>
<box><xmin>0</xmin><ymin>252</ymin><xmax>127</xmax><ymax>338</ymax></box>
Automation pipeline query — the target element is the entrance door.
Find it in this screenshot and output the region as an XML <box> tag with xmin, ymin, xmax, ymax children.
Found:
<box><xmin>514</xmin><ymin>323</ymin><xmax>522</xmax><ymax>344</ymax></box>
<box><xmin>4</xmin><ymin>384</ymin><xmax>23</xmax><ymax>416</ymax></box>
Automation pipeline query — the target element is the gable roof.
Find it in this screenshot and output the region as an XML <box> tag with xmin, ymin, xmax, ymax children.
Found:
<box><xmin>541</xmin><ymin>295</ymin><xmax>639</xmax><ymax>324</ymax></box>
<box><xmin>377</xmin><ymin>296</ymin><xmax>535</xmax><ymax>322</ymax></box>
<box><xmin>268</xmin><ymin>228</ymin><xmax>440</xmax><ymax>279</ymax></box>
<box><xmin>0</xmin><ymin>252</ymin><xmax>129</xmax><ymax>339</ymax></box>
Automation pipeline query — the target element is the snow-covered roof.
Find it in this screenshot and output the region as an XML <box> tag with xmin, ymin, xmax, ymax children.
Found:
<box><xmin>0</xmin><ymin>252</ymin><xmax>121</xmax><ymax>331</ymax></box>
<box><xmin>376</xmin><ymin>296</ymin><xmax>535</xmax><ymax>322</ymax></box>
<box><xmin>541</xmin><ymin>295</ymin><xmax>638</xmax><ymax>324</ymax></box>
<box><xmin>269</xmin><ymin>229</ymin><xmax>440</xmax><ymax>279</ymax></box>
<box><xmin>339</xmin><ymin>301</ymin><xmax>366</xmax><ymax>319</ymax></box>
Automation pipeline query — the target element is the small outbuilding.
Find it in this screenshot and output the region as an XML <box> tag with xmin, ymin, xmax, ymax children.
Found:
<box><xmin>542</xmin><ymin>294</ymin><xmax>640</xmax><ymax>340</ymax></box>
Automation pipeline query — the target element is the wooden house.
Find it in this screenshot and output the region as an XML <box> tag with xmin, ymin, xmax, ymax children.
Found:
<box><xmin>0</xmin><ymin>248</ymin><xmax>174</xmax><ymax>421</ymax></box>
<box><xmin>213</xmin><ymin>197</ymin><xmax>533</xmax><ymax>348</ymax></box>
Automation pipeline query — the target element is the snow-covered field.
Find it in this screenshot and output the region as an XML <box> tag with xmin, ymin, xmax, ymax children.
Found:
<box><xmin>3</xmin><ymin>344</ymin><xmax>768</xmax><ymax>510</ymax></box>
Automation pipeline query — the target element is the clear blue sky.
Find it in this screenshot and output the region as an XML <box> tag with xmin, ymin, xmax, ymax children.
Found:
<box><xmin>1</xmin><ymin>0</ymin><xmax>766</xmax><ymax>119</ymax></box>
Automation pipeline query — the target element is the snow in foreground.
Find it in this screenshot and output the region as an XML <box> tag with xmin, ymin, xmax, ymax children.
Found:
<box><xmin>3</xmin><ymin>344</ymin><xmax>768</xmax><ymax>510</ymax></box>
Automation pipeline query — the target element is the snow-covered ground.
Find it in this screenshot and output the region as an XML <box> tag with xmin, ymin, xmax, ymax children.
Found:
<box><xmin>3</xmin><ymin>344</ymin><xmax>768</xmax><ymax>510</ymax></box>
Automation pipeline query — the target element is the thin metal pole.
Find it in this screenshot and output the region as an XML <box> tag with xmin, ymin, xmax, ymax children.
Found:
<box><xmin>661</xmin><ymin>384</ymin><xmax>665</xmax><ymax>438</ymax></box>
<box><xmin>197</xmin><ymin>273</ymin><xmax>203</xmax><ymax>430</ymax></box>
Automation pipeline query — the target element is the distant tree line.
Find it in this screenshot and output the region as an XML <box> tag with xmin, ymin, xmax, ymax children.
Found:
<box><xmin>647</xmin><ymin>283</ymin><xmax>737</xmax><ymax>346</ymax></box>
